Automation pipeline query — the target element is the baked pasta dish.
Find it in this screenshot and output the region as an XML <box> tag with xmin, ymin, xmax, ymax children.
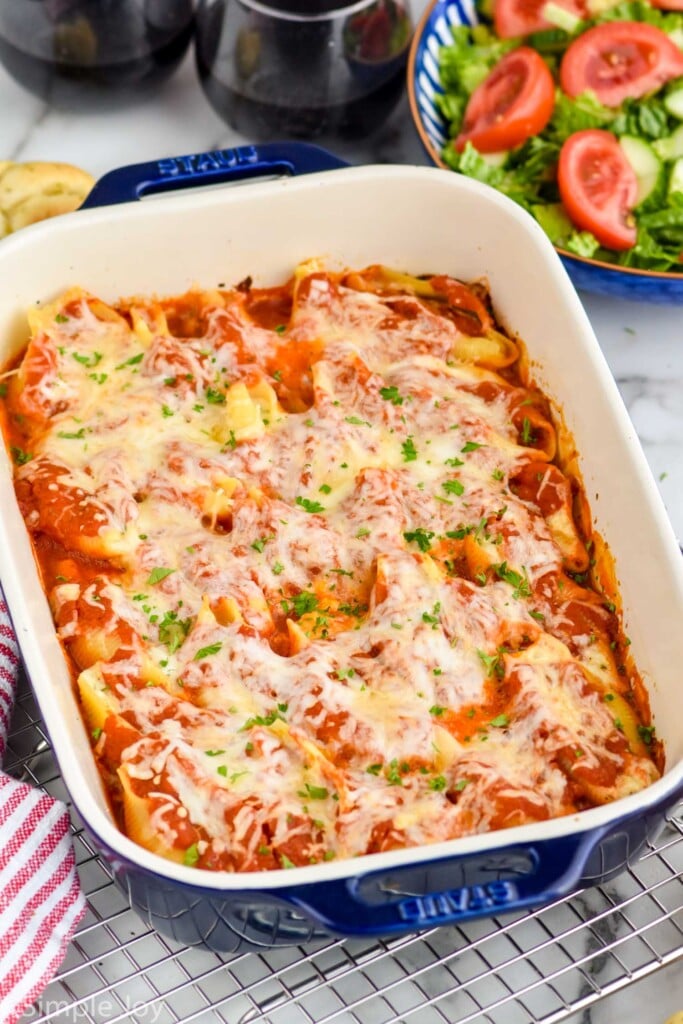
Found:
<box><xmin>0</xmin><ymin>263</ymin><xmax>660</xmax><ymax>872</ymax></box>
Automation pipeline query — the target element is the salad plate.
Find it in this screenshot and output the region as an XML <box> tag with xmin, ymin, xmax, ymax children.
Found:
<box><xmin>408</xmin><ymin>0</ymin><xmax>683</xmax><ymax>302</ymax></box>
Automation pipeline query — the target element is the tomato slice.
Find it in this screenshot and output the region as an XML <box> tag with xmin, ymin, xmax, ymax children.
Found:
<box><xmin>454</xmin><ymin>47</ymin><xmax>555</xmax><ymax>153</ymax></box>
<box><xmin>494</xmin><ymin>0</ymin><xmax>585</xmax><ymax>39</ymax></box>
<box><xmin>560</xmin><ymin>21</ymin><xmax>683</xmax><ymax>107</ymax></box>
<box><xmin>557</xmin><ymin>129</ymin><xmax>638</xmax><ymax>250</ymax></box>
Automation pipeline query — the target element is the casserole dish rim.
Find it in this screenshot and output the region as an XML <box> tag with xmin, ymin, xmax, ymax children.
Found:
<box><xmin>1</xmin><ymin>160</ymin><xmax>682</xmax><ymax>901</ymax></box>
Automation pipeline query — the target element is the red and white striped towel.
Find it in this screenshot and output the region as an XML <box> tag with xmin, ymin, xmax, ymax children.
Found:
<box><xmin>0</xmin><ymin>591</ymin><xmax>86</xmax><ymax>1024</ymax></box>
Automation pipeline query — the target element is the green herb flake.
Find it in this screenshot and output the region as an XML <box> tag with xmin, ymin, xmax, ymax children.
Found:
<box><xmin>251</xmin><ymin>536</ymin><xmax>274</xmax><ymax>553</ymax></box>
<box><xmin>445</xmin><ymin>457</ymin><xmax>464</xmax><ymax>468</ymax></box>
<box><xmin>429</xmin><ymin>775</ymin><xmax>447</xmax><ymax>791</ymax></box>
<box><xmin>57</xmin><ymin>428</ymin><xmax>86</xmax><ymax>440</ymax></box>
<box><xmin>183</xmin><ymin>843</ymin><xmax>200</xmax><ymax>866</ymax></box>
<box><xmin>461</xmin><ymin>441</ymin><xmax>483</xmax><ymax>453</ymax></box>
<box><xmin>295</xmin><ymin>496</ymin><xmax>325</xmax><ymax>514</ymax></box>
<box><xmin>10</xmin><ymin>447</ymin><xmax>33</xmax><ymax>466</ymax></box>
<box><xmin>272</xmin><ymin>561</ymin><xmax>284</xmax><ymax>575</ymax></box>
<box><xmin>379</xmin><ymin>385</ymin><xmax>404</xmax><ymax>405</ymax></box>
<box><xmin>205</xmin><ymin>387</ymin><xmax>226</xmax><ymax>404</ymax></box>
<box><xmin>55</xmin><ymin>313</ymin><xmax>69</xmax><ymax>323</ymax></box>
<box><xmin>319</xmin><ymin>483</ymin><xmax>332</xmax><ymax>494</ymax></box>
<box><xmin>146</xmin><ymin>567</ymin><xmax>175</xmax><ymax>585</ymax></box>
<box><xmin>429</xmin><ymin>705</ymin><xmax>446</xmax><ymax>716</ymax></box>
<box><xmin>193</xmin><ymin>642</ymin><xmax>223</xmax><ymax>660</ymax></box>
<box><xmin>401</xmin><ymin>436</ymin><xmax>418</xmax><ymax>462</ymax></box>
<box><xmin>443</xmin><ymin>478</ymin><xmax>465</xmax><ymax>497</ymax></box>
<box><xmin>115</xmin><ymin>352</ymin><xmax>144</xmax><ymax>370</ymax></box>
<box><xmin>299</xmin><ymin>782</ymin><xmax>329</xmax><ymax>800</ymax></box>
<box><xmin>403</xmin><ymin>527</ymin><xmax>435</xmax><ymax>552</ymax></box>
<box><xmin>490</xmin><ymin>714</ymin><xmax>510</xmax><ymax>728</ymax></box>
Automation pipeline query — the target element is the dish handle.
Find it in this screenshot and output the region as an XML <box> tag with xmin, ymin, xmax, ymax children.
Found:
<box><xmin>80</xmin><ymin>143</ymin><xmax>348</xmax><ymax>209</ymax></box>
<box><xmin>285</xmin><ymin>830</ymin><xmax>604</xmax><ymax>936</ymax></box>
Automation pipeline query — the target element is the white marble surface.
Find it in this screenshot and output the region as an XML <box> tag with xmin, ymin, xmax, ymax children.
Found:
<box><xmin>0</xmin><ymin>39</ymin><xmax>681</xmax><ymax>1024</ymax></box>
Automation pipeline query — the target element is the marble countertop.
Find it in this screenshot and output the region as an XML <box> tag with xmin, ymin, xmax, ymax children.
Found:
<box><xmin>1</xmin><ymin>39</ymin><xmax>681</xmax><ymax>1024</ymax></box>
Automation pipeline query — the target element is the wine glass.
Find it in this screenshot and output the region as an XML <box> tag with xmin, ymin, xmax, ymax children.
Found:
<box><xmin>195</xmin><ymin>0</ymin><xmax>413</xmax><ymax>141</ymax></box>
<box><xmin>0</xmin><ymin>0</ymin><xmax>195</xmax><ymax>108</ymax></box>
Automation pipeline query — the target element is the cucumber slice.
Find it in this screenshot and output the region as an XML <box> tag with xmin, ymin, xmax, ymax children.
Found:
<box><xmin>665</xmin><ymin>85</ymin><xmax>683</xmax><ymax>121</ymax></box>
<box><xmin>668</xmin><ymin>157</ymin><xmax>683</xmax><ymax>196</ymax></box>
<box><xmin>619</xmin><ymin>136</ymin><xmax>663</xmax><ymax>205</ymax></box>
<box><xmin>653</xmin><ymin>124</ymin><xmax>683</xmax><ymax>161</ymax></box>
<box><xmin>541</xmin><ymin>1</ymin><xmax>582</xmax><ymax>33</ymax></box>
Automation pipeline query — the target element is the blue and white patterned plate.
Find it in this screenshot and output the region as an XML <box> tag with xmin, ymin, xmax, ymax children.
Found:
<box><xmin>407</xmin><ymin>0</ymin><xmax>683</xmax><ymax>303</ymax></box>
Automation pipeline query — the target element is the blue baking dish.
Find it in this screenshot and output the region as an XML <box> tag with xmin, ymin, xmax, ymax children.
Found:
<box><xmin>1</xmin><ymin>144</ymin><xmax>682</xmax><ymax>952</ymax></box>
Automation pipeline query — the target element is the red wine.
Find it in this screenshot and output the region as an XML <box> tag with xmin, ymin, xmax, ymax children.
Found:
<box><xmin>0</xmin><ymin>0</ymin><xmax>194</xmax><ymax>108</ymax></box>
<box><xmin>195</xmin><ymin>0</ymin><xmax>412</xmax><ymax>141</ymax></box>
<box><xmin>197</xmin><ymin>58</ymin><xmax>407</xmax><ymax>140</ymax></box>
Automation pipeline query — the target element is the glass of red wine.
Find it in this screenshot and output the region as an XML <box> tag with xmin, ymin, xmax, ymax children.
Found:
<box><xmin>195</xmin><ymin>0</ymin><xmax>413</xmax><ymax>141</ymax></box>
<box><xmin>0</xmin><ymin>0</ymin><xmax>195</xmax><ymax>108</ymax></box>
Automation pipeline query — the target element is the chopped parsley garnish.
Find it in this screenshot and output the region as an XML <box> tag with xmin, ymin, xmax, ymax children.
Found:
<box><xmin>403</xmin><ymin>527</ymin><xmax>434</xmax><ymax>552</ymax></box>
<box><xmin>493</xmin><ymin>562</ymin><xmax>531</xmax><ymax>599</ymax></box>
<box><xmin>477</xmin><ymin>648</ymin><xmax>505</xmax><ymax>680</ymax></box>
<box><xmin>461</xmin><ymin>441</ymin><xmax>482</xmax><ymax>453</ymax></box>
<box><xmin>57</xmin><ymin>428</ymin><xmax>86</xmax><ymax>440</ymax></box>
<box><xmin>272</xmin><ymin>561</ymin><xmax>284</xmax><ymax>575</ymax></box>
<box><xmin>345</xmin><ymin>415</ymin><xmax>371</xmax><ymax>426</ymax></box>
<box><xmin>445</xmin><ymin>457</ymin><xmax>464</xmax><ymax>468</ymax></box>
<box><xmin>183</xmin><ymin>844</ymin><xmax>200</xmax><ymax>866</ymax></box>
<box><xmin>356</xmin><ymin>527</ymin><xmax>371</xmax><ymax>538</ymax></box>
<box><xmin>274</xmin><ymin>325</ymin><xmax>286</xmax><ymax>335</ymax></box>
<box><xmin>251</xmin><ymin>536</ymin><xmax>274</xmax><ymax>553</ymax></box>
<box><xmin>521</xmin><ymin>417</ymin><xmax>535</xmax><ymax>445</ymax></box>
<box><xmin>338</xmin><ymin>600</ymin><xmax>368</xmax><ymax>618</ymax></box>
<box><xmin>216</xmin><ymin>765</ymin><xmax>228</xmax><ymax>777</ymax></box>
<box><xmin>242</xmin><ymin>707</ymin><xmax>287</xmax><ymax>730</ymax></box>
<box><xmin>429</xmin><ymin>705</ymin><xmax>446</xmax><ymax>716</ymax></box>
<box><xmin>115</xmin><ymin>352</ymin><xmax>144</xmax><ymax>370</ymax></box>
<box><xmin>299</xmin><ymin>782</ymin><xmax>329</xmax><ymax>800</ymax></box>
<box><xmin>291</xmin><ymin>591</ymin><xmax>318</xmax><ymax>617</ymax></box>
<box><xmin>55</xmin><ymin>313</ymin><xmax>69</xmax><ymax>323</ymax></box>
<box><xmin>529</xmin><ymin>609</ymin><xmax>545</xmax><ymax>623</ymax></box>
<box><xmin>193</xmin><ymin>642</ymin><xmax>223</xmax><ymax>660</ymax></box>
<box><xmin>453</xmin><ymin>779</ymin><xmax>470</xmax><ymax>792</ymax></box>
<box><xmin>272</xmin><ymin>369</ymin><xmax>283</xmax><ymax>382</ymax></box>
<box><xmin>280</xmin><ymin>855</ymin><xmax>296</xmax><ymax>869</ymax></box>
<box><xmin>91</xmin><ymin>728</ymin><xmax>102</xmax><ymax>741</ymax></box>
<box><xmin>401</xmin><ymin>436</ymin><xmax>418</xmax><ymax>461</ymax></box>
<box><xmin>429</xmin><ymin>775</ymin><xmax>447</xmax><ymax>791</ymax></box>
<box><xmin>223</xmin><ymin>430</ymin><xmax>237</xmax><ymax>450</ymax></box>
<box><xmin>385</xmin><ymin>759</ymin><xmax>409</xmax><ymax>786</ymax></box>
<box><xmin>319</xmin><ymin>483</ymin><xmax>332</xmax><ymax>494</ymax></box>
<box><xmin>161</xmin><ymin>404</ymin><xmax>174</xmax><ymax>417</ymax></box>
<box><xmin>11</xmin><ymin>447</ymin><xmax>34</xmax><ymax>466</ymax></box>
<box><xmin>205</xmin><ymin>387</ymin><xmax>226</xmax><ymax>404</ymax></box>
<box><xmin>442</xmin><ymin>478</ymin><xmax>464</xmax><ymax>497</ymax></box>
<box><xmin>638</xmin><ymin>725</ymin><xmax>655</xmax><ymax>745</ymax></box>
<box><xmin>205</xmin><ymin>749</ymin><xmax>226</xmax><ymax>757</ymax></box>
<box><xmin>72</xmin><ymin>351</ymin><xmax>102</xmax><ymax>368</ymax></box>
<box><xmin>490</xmin><ymin>714</ymin><xmax>510</xmax><ymax>728</ymax></box>
<box><xmin>604</xmin><ymin>600</ymin><xmax>616</xmax><ymax>613</ymax></box>
<box><xmin>158</xmin><ymin>611</ymin><xmax>193</xmax><ymax>654</ymax></box>
<box><xmin>146</xmin><ymin>567</ymin><xmax>175</xmax><ymax>585</ymax></box>
<box><xmin>446</xmin><ymin>525</ymin><xmax>473</xmax><ymax>540</ymax></box>
<box><xmin>492</xmin><ymin>468</ymin><xmax>505</xmax><ymax>481</ymax></box>
<box><xmin>379</xmin><ymin>385</ymin><xmax>404</xmax><ymax>405</ymax></box>
<box><xmin>422</xmin><ymin>602</ymin><xmax>441</xmax><ymax>627</ymax></box>
<box><xmin>295</xmin><ymin>496</ymin><xmax>325</xmax><ymax>514</ymax></box>
<box><xmin>336</xmin><ymin>667</ymin><xmax>355</xmax><ymax>679</ymax></box>
<box><xmin>366</xmin><ymin>763</ymin><xmax>383</xmax><ymax>775</ymax></box>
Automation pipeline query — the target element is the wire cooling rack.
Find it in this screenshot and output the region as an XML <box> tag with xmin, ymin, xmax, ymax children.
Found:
<box><xmin>7</xmin><ymin>669</ymin><xmax>683</xmax><ymax>1024</ymax></box>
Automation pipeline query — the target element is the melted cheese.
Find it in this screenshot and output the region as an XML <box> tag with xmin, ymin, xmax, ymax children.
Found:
<box><xmin>3</xmin><ymin>266</ymin><xmax>659</xmax><ymax>873</ymax></box>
